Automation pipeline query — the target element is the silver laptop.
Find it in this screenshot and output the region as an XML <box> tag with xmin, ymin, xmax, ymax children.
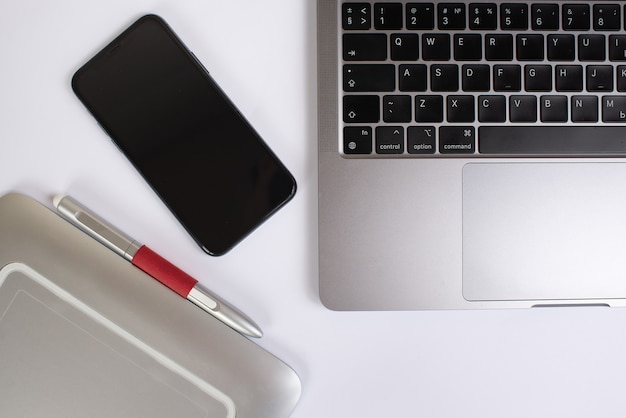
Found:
<box><xmin>0</xmin><ymin>193</ymin><xmax>300</xmax><ymax>417</ymax></box>
<box><xmin>317</xmin><ymin>0</ymin><xmax>626</xmax><ymax>310</ymax></box>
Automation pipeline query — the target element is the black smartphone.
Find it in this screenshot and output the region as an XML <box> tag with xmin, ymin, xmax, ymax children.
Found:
<box><xmin>72</xmin><ymin>15</ymin><xmax>296</xmax><ymax>256</ymax></box>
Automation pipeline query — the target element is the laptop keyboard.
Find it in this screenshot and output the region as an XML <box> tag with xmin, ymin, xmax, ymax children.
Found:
<box><xmin>340</xmin><ymin>1</ymin><xmax>626</xmax><ymax>157</ymax></box>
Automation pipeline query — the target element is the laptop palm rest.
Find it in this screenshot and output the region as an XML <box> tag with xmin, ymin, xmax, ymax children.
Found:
<box><xmin>463</xmin><ymin>162</ymin><xmax>626</xmax><ymax>302</ymax></box>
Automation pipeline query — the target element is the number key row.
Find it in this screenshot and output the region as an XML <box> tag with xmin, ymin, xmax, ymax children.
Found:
<box><xmin>343</xmin><ymin>3</ymin><xmax>623</xmax><ymax>31</ymax></box>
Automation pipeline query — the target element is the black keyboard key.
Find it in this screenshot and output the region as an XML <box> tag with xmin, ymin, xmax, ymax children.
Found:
<box><xmin>344</xmin><ymin>127</ymin><xmax>373</xmax><ymax>154</ymax></box>
<box><xmin>344</xmin><ymin>95</ymin><xmax>380</xmax><ymax>123</ymax></box>
<box><xmin>586</xmin><ymin>65</ymin><xmax>613</xmax><ymax>92</ymax></box>
<box><xmin>406</xmin><ymin>3</ymin><xmax>435</xmax><ymax>29</ymax></box>
<box><xmin>618</xmin><ymin>65</ymin><xmax>626</xmax><ymax>91</ymax></box>
<box><xmin>563</xmin><ymin>4</ymin><xmax>590</xmax><ymax>31</ymax></box>
<box><xmin>407</xmin><ymin>126</ymin><xmax>436</xmax><ymax>154</ymax></box>
<box><xmin>609</xmin><ymin>35</ymin><xmax>626</xmax><ymax>61</ymax></box>
<box><xmin>399</xmin><ymin>64</ymin><xmax>427</xmax><ymax>92</ymax></box>
<box><xmin>415</xmin><ymin>95</ymin><xmax>444</xmax><ymax>122</ymax></box>
<box><xmin>479</xmin><ymin>126</ymin><xmax>626</xmax><ymax>154</ymax></box>
<box><xmin>571</xmin><ymin>96</ymin><xmax>599</xmax><ymax>122</ymax></box>
<box><xmin>438</xmin><ymin>3</ymin><xmax>466</xmax><ymax>30</ymax></box>
<box><xmin>500</xmin><ymin>3</ymin><xmax>528</xmax><ymax>30</ymax></box>
<box><xmin>422</xmin><ymin>34</ymin><xmax>451</xmax><ymax>61</ymax></box>
<box><xmin>555</xmin><ymin>65</ymin><xmax>583</xmax><ymax>92</ymax></box>
<box><xmin>531</xmin><ymin>4</ymin><xmax>559</xmax><ymax>30</ymax></box>
<box><xmin>540</xmin><ymin>95</ymin><xmax>568</xmax><ymax>122</ymax></box>
<box><xmin>525</xmin><ymin>65</ymin><xmax>552</xmax><ymax>91</ymax></box>
<box><xmin>509</xmin><ymin>95</ymin><xmax>538</xmax><ymax>122</ymax></box>
<box><xmin>462</xmin><ymin>64</ymin><xmax>490</xmax><ymax>91</ymax></box>
<box><xmin>593</xmin><ymin>4</ymin><xmax>620</xmax><ymax>31</ymax></box>
<box><xmin>516</xmin><ymin>34</ymin><xmax>544</xmax><ymax>61</ymax></box>
<box><xmin>374</xmin><ymin>3</ymin><xmax>403</xmax><ymax>30</ymax></box>
<box><xmin>391</xmin><ymin>34</ymin><xmax>419</xmax><ymax>61</ymax></box>
<box><xmin>548</xmin><ymin>35</ymin><xmax>575</xmax><ymax>61</ymax></box>
<box><xmin>343</xmin><ymin>34</ymin><xmax>387</xmax><ymax>61</ymax></box>
<box><xmin>431</xmin><ymin>64</ymin><xmax>459</xmax><ymax>91</ymax></box>
<box><xmin>447</xmin><ymin>95</ymin><xmax>475</xmax><ymax>122</ymax></box>
<box><xmin>383</xmin><ymin>95</ymin><xmax>412</xmax><ymax>122</ymax></box>
<box><xmin>439</xmin><ymin>126</ymin><xmax>475</xmax><ymax>154</ymax></box>
<box><xmin>343</xmin><ymin>3</ymin><xmax>371</xmax><ymax>30</ymax></box>
<box><xmin>493</xmin><ymin>65</ymin><xmax>521</xmax><ymax>91</ymax></box>
<box><xmin>485</xmin><ymin>34</ymin><xmax>513</xmax><ymax>61</ymax></box>
<box><xmin>454</xmin><ymin>34</ymin><xmax>482</xmax><ymax>61</ymax></box>
<box><xmin>343</xmin><ymin>65</ymin><xmax>395</xmax><ymax>92</ymax></box>
<box><xmin>478</xmin><ymin>95</ymin><xmax>506</xmax><ymax>122</ymax></box>
<box><xmin>376</xmin><ymin>127</ymin><xmax>405</xmax><ymax>154</ymax></box>
<box><xmin>579</xmin><ymin>35</ymin><xmax>606</xmax><ymax>61</ymax></box>
<box><xmin>602</xmin><ymin>96</ymin><xmax>626</xmax><ymax>122</ymax></box>
<box><xmin>469</xmin><ymin>3</ymin><xmax>497</xmax><ymax>30</ymax></box>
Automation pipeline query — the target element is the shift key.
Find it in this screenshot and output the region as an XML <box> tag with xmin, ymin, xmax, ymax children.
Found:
<box><xmin>344</xmin><ymin>95</ymin><xmax>380</xmax><ymax>123</ymax></box>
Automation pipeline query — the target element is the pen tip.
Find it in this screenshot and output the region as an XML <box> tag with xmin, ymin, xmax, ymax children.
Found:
<box><xmin>238</xmin><ymin>317</ymin><xmax>263</xmax><ymax>338</ymax></box>
<box><xmin>249</xmin><ymin>326</ymin><xmax>263</xmax><ymax>339</ymax></box>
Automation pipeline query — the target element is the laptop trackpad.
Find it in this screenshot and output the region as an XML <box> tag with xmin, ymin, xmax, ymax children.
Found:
<box><xmin>463</xmin><ymin>163</ymin><xmax>626</xmax><ymax>302</ymax></box>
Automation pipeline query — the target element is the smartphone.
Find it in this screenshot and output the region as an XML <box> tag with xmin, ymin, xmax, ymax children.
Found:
<box><xmin>72</xmin><ymin>15</ymin><xmax>296</xmax><ymax>256</ymax></box>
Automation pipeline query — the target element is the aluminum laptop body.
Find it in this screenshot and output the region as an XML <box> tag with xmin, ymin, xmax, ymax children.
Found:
<box><xmin>0</xmin><ymin>193</ymin><xmax>301</xmax><ymax>417</ymax></box>
<box><xmin>317</xmin><ymin>0</ymin><xmax>626</xmax><ymax>310</ymax></box>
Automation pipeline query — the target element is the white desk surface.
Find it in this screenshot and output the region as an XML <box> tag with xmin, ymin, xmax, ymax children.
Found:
<box><xmin>2</xmin><ymin>1</ymin><xmax>626</xmax><ymax>417</ymax></box>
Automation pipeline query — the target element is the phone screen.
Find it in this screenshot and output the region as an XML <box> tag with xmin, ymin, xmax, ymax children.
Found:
<box><xmin>72</xmin><ymin>15</ymin><xmax>296</xmax><ymax>256</ymax></box>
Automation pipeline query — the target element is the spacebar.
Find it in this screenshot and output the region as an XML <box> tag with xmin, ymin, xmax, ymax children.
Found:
<box><xmin>479</xmin><ymin>126</ymin><xmax>626</xmax><ymax>155</ymax></box>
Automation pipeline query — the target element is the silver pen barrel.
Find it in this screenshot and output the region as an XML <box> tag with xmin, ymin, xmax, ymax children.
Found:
<box><xmin>54</xmin><ymin>194</ymin><xmax>263</xmax><ymax>338</ymax></box>
<box><xmin>53</xmin><ymin>195</ymin><xmax>141</xmax><ymax>261</ymax></box>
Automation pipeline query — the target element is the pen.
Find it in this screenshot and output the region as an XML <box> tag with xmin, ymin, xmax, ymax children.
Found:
<box><xmin>52</xmin><ymin>194</ymin><xmax>263</xmax><ymax>338</ymax></box>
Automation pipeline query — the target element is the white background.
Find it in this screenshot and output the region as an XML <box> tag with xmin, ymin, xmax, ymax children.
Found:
<box><xmin>2</xmin><ymin>1</ymin><xmax>626</xmax><ymax>417</ymax></box>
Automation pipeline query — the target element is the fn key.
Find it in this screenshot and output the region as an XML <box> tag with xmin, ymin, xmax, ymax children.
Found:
<box><xmin>344</xmin><ymin>127</ymin><xmax>373</xmax><ymax>154</ymax></box>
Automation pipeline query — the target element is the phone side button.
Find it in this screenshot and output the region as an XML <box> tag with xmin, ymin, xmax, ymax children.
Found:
<box><xmin>95</xmin><ymin>122</ymin><xmax>111</xmax><ymax>138</ymax></box>
<box><xmin>94</xmin><ymin>122</ymin><xmax>122</xmax><ymax>152</ymax></box>
<box><xmin>190</xmin><ymin>52</ymin><xmax>210</xmax><ymax>74</ymax></box>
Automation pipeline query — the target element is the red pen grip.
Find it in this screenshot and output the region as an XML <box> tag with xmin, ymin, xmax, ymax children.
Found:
<box><xmin>132</xmin><ymin>245</ymin><xmax>198</xmax><ymax>297</ymax></box>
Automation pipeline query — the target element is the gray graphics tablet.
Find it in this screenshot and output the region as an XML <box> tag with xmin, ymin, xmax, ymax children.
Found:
<box><xmin>0</xmin><ymin>193</ymin><xmax>300</xmax><ymax>417</ymax></box>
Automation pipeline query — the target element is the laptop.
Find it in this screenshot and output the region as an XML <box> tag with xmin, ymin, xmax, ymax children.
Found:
<box><xmin>317</xmin><ymin>0</ymin><xmax>626</xmax><ymax>310</ymax></box>
<box><xmin>0</xmin><ymin>193</ymin><xmax>301</xmax><ymax>417</ymax></box>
